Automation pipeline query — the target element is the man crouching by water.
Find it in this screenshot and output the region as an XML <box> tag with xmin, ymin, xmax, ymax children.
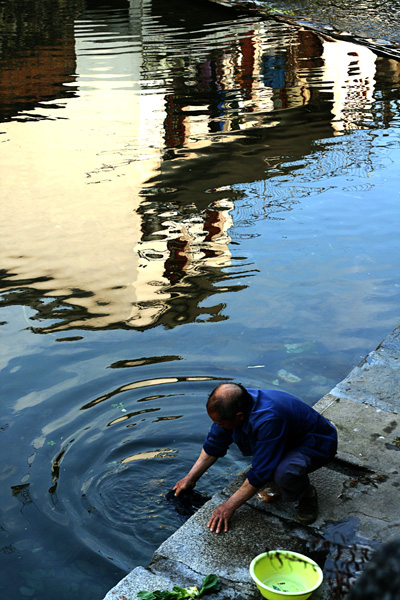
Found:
<box><xmin>173</xmin><ymin>383</ymin><xmax>337</xmax><ymax>533</ymax></box>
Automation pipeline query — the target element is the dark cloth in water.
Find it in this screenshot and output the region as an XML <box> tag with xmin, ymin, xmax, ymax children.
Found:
<box><xmin>165</xmin><ymin>489</ymin><xmax>211</xmax><ymax>519</ymax></box>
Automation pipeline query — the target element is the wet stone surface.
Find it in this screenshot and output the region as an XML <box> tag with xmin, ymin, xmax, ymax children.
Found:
<box><xmin>329</xmin><ymin>325</ymin><xmax>400</xmax><ymax>412</ymax></box>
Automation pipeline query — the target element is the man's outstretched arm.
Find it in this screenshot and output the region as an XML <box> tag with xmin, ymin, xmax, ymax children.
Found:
<box><xmin>173</xmin><ymin>449</ymin><xmax>218</xmax><ymax>496</ymax></box>
<box><xmin>207</xmin><ymin>477</ymin><xmax>259</xmax><ymax>534</ymax></box>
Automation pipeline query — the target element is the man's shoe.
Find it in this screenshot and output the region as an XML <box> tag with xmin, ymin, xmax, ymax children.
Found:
<box><xmin>296</xmin><ymin>485</ymin><xmax>318</xmax><ymax>524</ymax></box>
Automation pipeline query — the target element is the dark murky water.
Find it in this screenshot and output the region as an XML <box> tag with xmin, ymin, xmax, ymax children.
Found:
<box><xmin>1</xmin><ymin>0</ymin><xmax>400</xmax><ymax>598</ymax></box>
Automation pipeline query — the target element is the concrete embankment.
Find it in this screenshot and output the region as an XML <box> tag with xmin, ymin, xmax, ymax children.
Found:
<box><xmin>103</xmin><ymin>324</ymin><xmax>400</xmax><ymax>600</ymax></box>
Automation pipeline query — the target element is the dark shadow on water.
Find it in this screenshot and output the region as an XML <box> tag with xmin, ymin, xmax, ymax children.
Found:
<box><xmin>165</xmin><ymin>488</ymin><xmax>211</xmax><ymax>520</ymax></box>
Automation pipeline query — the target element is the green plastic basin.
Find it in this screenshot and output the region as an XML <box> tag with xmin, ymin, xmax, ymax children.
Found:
<box><xmin>249</xmin><ymin>551</ymin><xmax>323</xmax><ymax>600</ymax></box>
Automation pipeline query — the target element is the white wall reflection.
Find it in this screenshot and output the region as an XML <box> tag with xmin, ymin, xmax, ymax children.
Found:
<box><xmin>321</xmin><ymin>39</ymin><xmax>376</xmax><ymax>133</ymax></box>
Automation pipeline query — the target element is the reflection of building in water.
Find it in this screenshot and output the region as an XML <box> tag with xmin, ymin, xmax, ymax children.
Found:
<box><xmin>1</xmin><ymin>0</ymin><xmax>250</xmax><ymax>334</ymax></box>
<box><xmin>373</xmin><ymin>57</ymin><xmax>400</xmax><ymax>126</ymax></box>
<box><xmin>1</xmin><ymin>0</ymin><xmax>398</xmax><ymax>333</ymax></box>
<box><xmin>140</xmin><ymin>20</ymin><xmax>326</xmax><ymax>147</ymax></box>
<box><xmin>141</xmin><ymin>18</ymin><xmax>379</xmax><ymax>146</ymax></box>
<box><xmin>128</xmin><ymin>199</ymin><xmax>234</xmax><ymax>328</ymax></box>
<box><xmin>131</xmin><ymin>22</ymin><xmax>381</xmax><ymax>327</ymax></box>
<box><xmin>125</xmin><ymin>21</ymin><xmax>368</xmax><ymax>330</ymax></box>
<box><xmin>320</xmin><ymin>39</ymin><xmax>377</xmax><ymax>134</ymax></box>
<box><xmin>0</xmin><ymin>0</ymin><xmax>83</xmax><ymax>120</ymax></box>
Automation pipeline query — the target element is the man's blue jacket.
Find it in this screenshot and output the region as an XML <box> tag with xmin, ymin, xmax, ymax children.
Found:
<box><xmin>203</xmin><ymin>388</ymin><xmax>337</xmax><ymax>488</ymax></box>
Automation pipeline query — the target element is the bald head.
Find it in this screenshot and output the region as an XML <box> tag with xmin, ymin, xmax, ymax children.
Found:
<box><xmin>207</xmin><ymin>383</ymin><xmax>251</xmax><ymax>423</ymax></box>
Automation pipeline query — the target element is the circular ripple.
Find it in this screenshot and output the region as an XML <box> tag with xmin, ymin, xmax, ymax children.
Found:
<box><xmin>39</xmin><ymin>374</ymin><xmax>226</xmax><ymax>570</ymax></box>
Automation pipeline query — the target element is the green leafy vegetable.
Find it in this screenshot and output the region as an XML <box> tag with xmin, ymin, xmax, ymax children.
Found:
<box><xmin>138</xmin><ymin>592</ymin><xmax>157</xmax><ymax>600</ymax></box>
<box><xmin>173</xmin><ymin>585</ymin><xmax>199</xmax><ymax>599</ymax></box>
<box><xmin>199</xmin><ymin>575</ymin><xmax>221</xmax><ymax>596</ymax></box>
<box><xmin>137</xmin><ymin>575</ymin><xmax>221</xmax><ymax>600</ymax></box>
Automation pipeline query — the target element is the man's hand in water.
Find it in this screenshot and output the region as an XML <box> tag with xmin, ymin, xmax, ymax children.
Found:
<box><xmin>173</xmin><ymin>449</ymin><xmax>219</xmax><ymax>496</ymax></box>
<box><xmin>173</xmin><ymin>476</ymin><xmax>196</xmax><ymax>496</ymax></box>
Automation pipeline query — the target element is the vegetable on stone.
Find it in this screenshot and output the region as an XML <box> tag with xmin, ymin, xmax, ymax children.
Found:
<box><xmin>199</xmin><ymin>574</ymin><xmax>220</xmax><ymax>596</ymax></box>
<box><xmin>137</xmin><ymin>574</ymin><xmax>221</xmax><ymax>600</ymax></box>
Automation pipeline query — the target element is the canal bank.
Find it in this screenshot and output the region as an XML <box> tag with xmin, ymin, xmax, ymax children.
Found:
<box><xmin>103</xmin><ymin>323</ymin><xmax>400</xmax><ymax>600</ymax></box>
<box><xmin>207</xmin><ymin>0</ymin><xmax>400</xmax><ymax>60</ymax></box>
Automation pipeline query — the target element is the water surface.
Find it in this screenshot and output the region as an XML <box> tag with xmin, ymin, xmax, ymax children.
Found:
<box><xmin>1</xmin><ymin>1</ymin><xmax>400</xmax><ymax>599</ymax></box>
